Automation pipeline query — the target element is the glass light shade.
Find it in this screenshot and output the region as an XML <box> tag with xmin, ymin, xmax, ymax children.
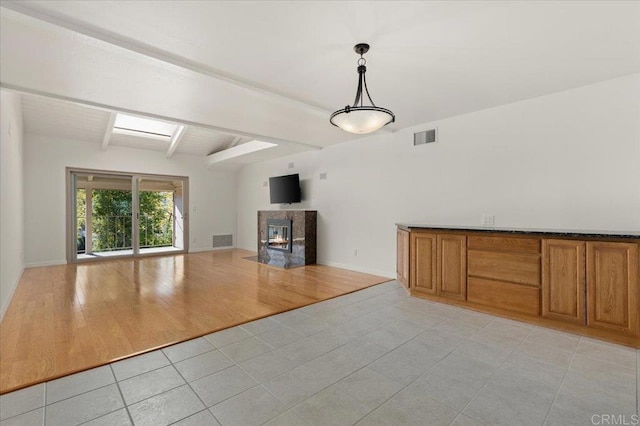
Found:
<box><xmin>329</xmin><ymin>107</ymin><xmax>395</xmax><ymax>134</ymax></box>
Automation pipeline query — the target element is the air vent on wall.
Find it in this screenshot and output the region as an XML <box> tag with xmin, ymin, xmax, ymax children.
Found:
<box><xmin>212</xmin><ymin>234</ymin><xmax>233</xmax><ymax>248</ymax></box>
<box><xmin>414</xmin><ymin>128</ymin><xmax>437</xmax><ymax>145</ymax></box>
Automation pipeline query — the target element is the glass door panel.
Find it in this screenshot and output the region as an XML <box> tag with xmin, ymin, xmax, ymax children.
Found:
<box><xmin>136</xmin><ymin>177</ymin><xmax>186</xmax><ymax>255</ymax></box>
<box><xmin>72</xmin><ymin>173</ymin><xmax>134</xmax><ymax>260</ymax></box>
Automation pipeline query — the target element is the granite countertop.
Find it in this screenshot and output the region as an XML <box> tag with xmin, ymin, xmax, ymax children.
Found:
<box><xmin>396</xmin><ymin>224</ymin><xmax>640</xmax><ymax>239</ymax></box>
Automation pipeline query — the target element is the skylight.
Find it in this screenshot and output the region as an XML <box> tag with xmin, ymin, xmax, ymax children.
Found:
<box><xmin>113</xmin><ymin>113</ymin><xmax>179</xmax><ymax>139</ymax></box>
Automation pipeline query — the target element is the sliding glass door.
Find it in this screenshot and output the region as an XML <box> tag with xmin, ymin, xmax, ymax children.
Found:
<box><xmin>68</xmin><ymin>169</ymin><xmax>188</xmax><ymax>262</ymax></box>
<box><xmin>136</xmin><ymin>177</ymin><xmax>186</xmax><ymax>255</ymax></box>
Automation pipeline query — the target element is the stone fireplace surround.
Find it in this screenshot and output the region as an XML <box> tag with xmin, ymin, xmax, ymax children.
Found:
<box><xmin>258</xmin><ymin>210</ymin><xmax>317</xmax><ymax>268</ymax></box>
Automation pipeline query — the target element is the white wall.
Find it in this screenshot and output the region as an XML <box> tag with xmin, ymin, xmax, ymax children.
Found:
<box><xmin>237</xmin><ymin>74</ymin><xmax>640</xmax><ymax>278</ymax></box>
<box><xmin>0</xmin><ymin>91</ymin><xmax>25</xmax><ymax>319</ymax></box>
<box><xmin>24</xmin><ymin>135</ymin><xmax>237</xmax><ymax>266</ymax></box>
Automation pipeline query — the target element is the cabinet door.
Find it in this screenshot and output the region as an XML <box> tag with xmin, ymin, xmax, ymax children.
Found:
<box><xmin>437</xmin><ymin>234</ymin><xmax>467</xmax><ymax>300</ymax></box>
<box><xmin>542</xmin><ymin>240</ymin><xmax>586</xmax><ymax>324</ymax></box>
<box><xmin>411</xmin><ymin>233</ymin><xmax>437</xmax><ymax>295</ymax></box>
<box><xmin>586</xmin><ymin>242</ymin><xmax>639</xmax><ymax>336</ymax></box>
<box><xmin>396</xmin><ymin>229</ymin><xmax>410</xmax><ymax>290</ymax></box>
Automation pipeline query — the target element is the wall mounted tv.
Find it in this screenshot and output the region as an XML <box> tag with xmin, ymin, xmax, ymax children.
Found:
<box><xmin>269</xmin><ymin>174</ymin><xmax>301</xmax><ymax>204</ymax></box>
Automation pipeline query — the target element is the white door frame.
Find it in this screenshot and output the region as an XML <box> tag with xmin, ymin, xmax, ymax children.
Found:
<box><xmin>66</xmin><ymin>167</ymin><xmax>189</xmax><ymax>263</ymax></box>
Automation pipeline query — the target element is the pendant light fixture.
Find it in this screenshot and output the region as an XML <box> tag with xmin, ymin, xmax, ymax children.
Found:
<box><xmin>330</xmin><ymin>43</ymin><xmax>395</xmax><ymax>134</ymax></box>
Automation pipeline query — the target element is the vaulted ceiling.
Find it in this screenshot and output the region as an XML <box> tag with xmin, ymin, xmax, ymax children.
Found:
<box><xmin>2</xmin><ymin>1</ymin><xmax>639</xmax><ymax>166</ymax></box>
<box><xmin>21</xmin><ymin>93</ymin><xmax>249</xmax><ymax>157</ymax></box>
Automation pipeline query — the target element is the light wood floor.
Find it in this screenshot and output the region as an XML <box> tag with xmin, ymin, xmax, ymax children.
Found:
<box><xmin>0</xmin><ymin>249</ymin><xmax>389</xmax><ymax>394</ymax></box>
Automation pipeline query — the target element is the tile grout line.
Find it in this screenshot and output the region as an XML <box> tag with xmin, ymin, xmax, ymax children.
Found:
<box><xmin>353</xmin><ymin>321</ymin><xmax>477</xmax><ymax>425</ymax></box>
<box><xmin>363</xmin><ymin>307</ymin><xmax>489</xmax><ymax>389</ymax></box>
<box><xmin>114</xmin><ymin>356</ymin><xmax>173</xmax><ymax>383</ymax></box>
<box><xmin>231</xmin><ymin>288</ymin><xmax>414</xmax><ymax>387</ymax></box>
<box><xmin>258</xmin><ymin>323</ymin><xmax>405</xmax><ymax>412</ymax></box>
<box><xmin>538</xmin><ymin>332</ymin><xmax>581</xmax><ymax>426</ymax></box>
<box><xmin>296</xmin><ymin>305</ymin><xmax>478</xmax><ymax>424</ymax></box>
<box><xmin>43</xmin><ymin>381</ymin><xmax>46</xmax><ymax>426</ymax></box>
<box><xmin>165</xmin><ymin>409</ymin><xmax>211</xmax><ymax>426</ymax></box>
<box><xmin>170</xmin><ymin>346</ymin><xmax>249</xmax><ymax>424</ymax></box>
<box><xmin>451</xmin><ymin>324</ymin><xmax>538</xmax><ymax>425</ymax></box>
<box><xmin>170</xmin><ymin>356</ymin><xmax>219</xmax><ymax>420</ymax></box>
<box><xmin>284</xmin><ymin>283</ymin><xmax>397</xmax><ymax>318</ymax></box>
<box><xmin>40</xmin><ymin>381</ymin><xmax>114</xmax><ymax>410</ymax></box>
<box><xmin>171</xmin><ymin>282</ymin><xmax>404</xmax><ymax>421</ymax></box>
<box><xmin>0</xmin><ymin>406</ymin><xmax>48</xmax><ymax>424</ymax></box>
<box><xmin>255</xmin><ymin>383</ymin><xmax>298</xmax><ymax>424</ymax></box>
<box><xmin>108</xmin><ymin>364</ymin><xmax>135</xmax><ymax>426</ymax></box>
<box><xmin>163</xmin><ymin>340</ymin><xmax>217</xmax><ymax>364</ymax></box>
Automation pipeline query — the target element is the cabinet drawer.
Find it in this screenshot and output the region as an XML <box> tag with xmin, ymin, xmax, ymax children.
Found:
<box><xmin>468</xmin><ymin>235</ymin><xmax>540</xmax><ymax>254</ymax></box>
<box><xmin>468</xmin><ymin>277</ymin><xmax>540</xmax><ymax>316</ymax></box>
<box><xmin>468</xmin><ymin>250</ymin><xmax>541</xmax><ymax>286</ymax></box>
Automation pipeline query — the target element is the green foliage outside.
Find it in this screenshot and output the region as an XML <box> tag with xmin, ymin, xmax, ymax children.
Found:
<box><xmin>136</xmin><ymin>190</ymin><xmax>174</xmax><ymax>249</ymax></box>
<box><xmin>76</xmin><ymin>189</ymin><xmax>87</xmax><ymax>252</ymax></box>
<box><xmin>76</xmin><ymin>189</ymin><xmax>173</xmax><ymax>253</ymax></box>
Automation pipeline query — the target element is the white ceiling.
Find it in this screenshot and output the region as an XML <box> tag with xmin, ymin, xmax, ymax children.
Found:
<box><xmin>21</xmin><ymin>93</ymin><xmax>243</xmax><ymax>157</ymax></box>
<box><xmin>3</xmin><ymin>1</ymin><xmax>640</xmax><ymax>165</ymax></box>
<box><xmin>21</xmin><ymin>94</ymin><xmax>111</xmax><ymax>144</ymax></box>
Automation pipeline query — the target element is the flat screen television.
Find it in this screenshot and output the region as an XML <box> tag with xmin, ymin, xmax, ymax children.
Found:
<box><xmin>269</xmin><ymin>174</ymin><xmax>301</xmax><ymax>204</ymax></box>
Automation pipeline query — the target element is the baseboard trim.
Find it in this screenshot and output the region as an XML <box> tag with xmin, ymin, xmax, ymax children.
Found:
<box><xmin>0</xmin><ymin>267</ymin><xmax>24</xmax><ymax>321</ymax></box>
<box><xmin>189</xmin><ymin>246</ymin><xmax>235</xmax><ymax>253</ymax></box>
<box><xmin>24</xmin><ymin>260</ymin><xmax>67</xmax><ymax>268</ymax></box>
<box><xmin>318</xmin><ymin>261</ymin><xmax>395</xmax><ymax>279</ymax></box>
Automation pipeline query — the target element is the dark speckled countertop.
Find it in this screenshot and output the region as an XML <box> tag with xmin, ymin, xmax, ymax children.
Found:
<box><xmin>396</xmin><ymin>224</ymin><xmax>640</xmax><ymax>240</ymax></box>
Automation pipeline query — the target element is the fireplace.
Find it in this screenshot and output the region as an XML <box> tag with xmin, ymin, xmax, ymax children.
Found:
<box><xmin>267</xmin><ymin>219</ymin><xmax>292</xmax><ymax>253</ymax></box>
<box><xmin>258</xmin><ymin>211</ymin><xmax>316</xmax><ymax>268</ymax></box>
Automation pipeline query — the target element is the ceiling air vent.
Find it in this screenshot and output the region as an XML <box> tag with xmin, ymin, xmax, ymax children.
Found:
<box><xmin>414</xmin><ymin>128</ymin><xmax>437</xmax><ymax>146</ymax></box>
<box><xmin>212</xmin><ymin>234</ymin><xmax>233</xmax><ymax>248</ymax></box>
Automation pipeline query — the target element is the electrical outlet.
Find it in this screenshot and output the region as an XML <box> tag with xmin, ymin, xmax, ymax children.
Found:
<box><xmin>319</xmin><ymin>172</ymin><xmax>327</xmax><ymax>180</ymax></box>
<box><xmin>288</xmin><ymin>162</ymin><xmax>294</xmax><ymax>169</ymax></box>
<box><xmin>482</xmin><ymin>215</ymin><xmax>495</xmax><ymax>226</ymax></box>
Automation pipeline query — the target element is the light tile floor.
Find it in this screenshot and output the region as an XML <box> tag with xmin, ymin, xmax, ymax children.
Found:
<box><xmin>1</xmin><ymin>280</ymin><xmax>638</xmax><ymax>426</ymax></box>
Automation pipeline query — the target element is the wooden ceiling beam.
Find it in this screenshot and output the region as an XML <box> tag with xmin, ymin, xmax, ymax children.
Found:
<box><xmin>166</xmin><ymin>125</ymin><xmax>186</xmax><ymax>158</ymax></box>
<box><xmin>101</xmin><ymin>112</ymin><xmax>117</xmax><ymax>151</ymax></box>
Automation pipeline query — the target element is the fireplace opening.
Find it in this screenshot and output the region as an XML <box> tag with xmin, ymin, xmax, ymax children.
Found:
<box><xmin>267</xmin><ymin>219</ymin><xmax>292</xmax><ymax>253</ymax></box>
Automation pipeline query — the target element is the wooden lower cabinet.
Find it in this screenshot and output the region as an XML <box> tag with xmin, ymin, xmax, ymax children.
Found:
<box><xmin>468</xmin><ymin>277</ymin><xmax>540</xmax><ymax>316</ymax></box>
<box><xmin>410</xmin><ymin>233</ymin><xmax>436</xmax><ymax>295</ymax></box>
<box><xmin>587</xmin><ymin>241</ymin><xmax>639</xmax><ymax>336</ymax></box>
<box><xmin>400</xmin><ymin>226</ymin><xmax>640</xmax><ymax>346</ymax></box>
<box><xmin>542</xmin><ymin>239</ymin><xmax>586</xmax><ymax>325</ymax></box>
<box><xmin>437</xmin><ymin>234</ymin><xmax>467</xmax><ymax>300</ymax></box>
<box><xmin>467</xmin><ymin>235</ymin><xmax>541</xmax><ymax>315</ymax></box>
<box><xmin>396</xmin><ymin>228</ymin><xmax>410</xmax><ymax>290</ymax></box>
<box><xmin>468</xmin><ymin>250</ymin><xmax>540</xmax><ymax>286</ymax></box>
<box><xmin>410</xmin><ymin>232</ymin><xmax>466</xmax><ymax>300</ymax></box>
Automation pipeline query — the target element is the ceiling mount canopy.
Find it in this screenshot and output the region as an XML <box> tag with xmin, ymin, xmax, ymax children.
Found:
<box><xmin>330</xmin><ymin>43</ymin><xmax>395</xmax><ymax>134</ymax></box>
